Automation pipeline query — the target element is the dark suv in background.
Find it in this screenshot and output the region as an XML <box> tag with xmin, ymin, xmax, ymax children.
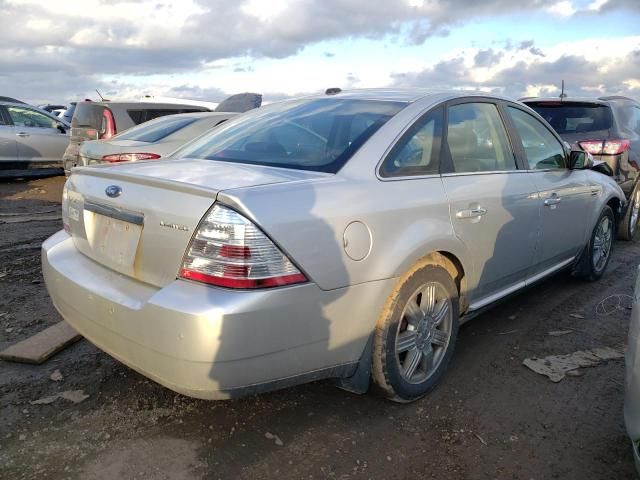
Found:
<box><xmin>523</xmin><ymin>96</ymin><xmax>640</xmax><ymax>239</ymax></box>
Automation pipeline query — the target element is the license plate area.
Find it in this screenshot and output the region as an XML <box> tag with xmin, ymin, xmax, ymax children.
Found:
<box><xmin>83</xmin><ymin>202</ymin><xmax>143</xmax><ymax>267</ymax></box>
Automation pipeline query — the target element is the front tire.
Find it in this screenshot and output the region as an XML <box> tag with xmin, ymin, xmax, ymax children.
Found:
<box><xmin>372</xmin><ymin>261</ymin><xmax>459</xmax><ymax>403</ymax></box>
<box><xmin>576</xmin><ymin>205</ymin><xmax>615</xmax><ymax>281</ymax></box>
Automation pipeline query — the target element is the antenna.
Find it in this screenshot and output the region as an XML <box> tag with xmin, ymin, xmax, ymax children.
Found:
<box><xmin>95</xmin><ymin>89</ymin><xmax>105</xmax><ymax>101</ymax></box>
<box><xmin>559</xmin><ymin>80</ymin><xmax>567</xmax><ymax>100</ymax></box>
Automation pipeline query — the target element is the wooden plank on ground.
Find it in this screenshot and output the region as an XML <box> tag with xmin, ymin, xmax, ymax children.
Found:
<box><xmin>0</xmin><ymin>321</ymin><xmax>82</xmax><ymax>364</ymax></box>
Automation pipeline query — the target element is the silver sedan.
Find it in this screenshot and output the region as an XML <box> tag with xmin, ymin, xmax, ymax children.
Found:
<box><xmin>43</xmin><ymin>89</ymin><xmax>625</xmax><ymax>402</ymax></box>
<box><xmin>0</xmin><ymin>101</ymin><xmax>70</xmax><ymax>173</ymax></box>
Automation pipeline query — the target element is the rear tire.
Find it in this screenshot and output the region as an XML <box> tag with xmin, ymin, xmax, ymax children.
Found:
<box><xmin>576</xmin><ymin>205</ymin><xmax>615</xmax><ymax>281</ymax></box>
<box><xmin>620</xmin><ymin>185</ymin><xmax>640</xmax><ymax>241</ymax></box>
<box><xmin>372</xmin><ymin>261</ymin><xmax>459</xmax><ymax>403</ymax></box>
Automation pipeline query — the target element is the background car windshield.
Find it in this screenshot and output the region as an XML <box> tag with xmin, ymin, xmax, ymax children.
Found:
<box><xmin>178</xmin><ymin>99</ymin><xmax>406</xmax><ymax>172</ymax></box>
<box><xmin>115</xmin><ymin>116</ymin><xmax>198</xmax><ymax>143</ymax></box>
<box><xmin>528</xmin><ymin>103</ymin><xmax>613</xmax><ymax>134</ymax></box>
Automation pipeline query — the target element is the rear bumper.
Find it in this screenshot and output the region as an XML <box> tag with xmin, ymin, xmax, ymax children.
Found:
<box><xmin>63</xmin><ymin>142</ymin><xmax>81</xmax><ymax>174</ymax></box>
<box><xmin>42</xmin><ymin>231</ymin><xmax>392</xmax><ymax>399</ymax></box>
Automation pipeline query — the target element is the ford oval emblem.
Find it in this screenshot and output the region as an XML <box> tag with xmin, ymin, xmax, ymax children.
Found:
<box><xmin>105</xmin><ymin>185</ymin><xmax>122</xmax><ymax>198</ymax></box>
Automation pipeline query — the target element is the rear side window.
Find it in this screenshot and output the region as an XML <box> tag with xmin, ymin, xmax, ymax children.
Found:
<box><xmin>507</xmin><ymin>107</ymin><xmax>566</xmax><ymax>169</ymax></box>
<box><xmin>71</xmin><ymin>103</ymin><xmax>105</xmax><ymax>128</ymax></box>
<box><xmin>527</xmin><ymin>103</ymin><xmax>613</xmax><ymax>134</ymax></box>
<box><xmin>115</xmin><ymin>116</ymin><xmax>198</xmax><ymax>142</ymax></box>
<box><xmin>380</xmin><ymin>107</ymin><xmax>443</xmax><ymax>177</ymax></box>
<box><xmin>178</xmin><ymin>99</ymin><xmax>406</xmax><ymax>173</ymax></box>
<box><xmin>613</xmin><ymin>102</ymin><xmax>640</xmax><ymax>135</ymax></box>
<box><xmin>447</xmin><ymin>103</ymin><xmax>516</xmax><ymax>173</ymax></box>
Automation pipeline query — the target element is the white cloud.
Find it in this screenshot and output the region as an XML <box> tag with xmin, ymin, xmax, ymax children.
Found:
<box><xmin>546</xmin><ymin>0</ymin><xmax>577</xmax><ymax>16</ymax></box>
<box><xmin>0</xmin><ymin>0</ymin><xmax>638</xmax><ymax>104</ymax></box>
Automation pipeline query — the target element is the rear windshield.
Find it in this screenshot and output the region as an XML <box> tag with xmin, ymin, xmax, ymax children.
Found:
<box><xmin>177</xmin><ymin>99</ymin><xmax>406</xmax><ymax>173</ymax></box>
<box><xmin>127</xmin><ymin>108</ymin><xmax>205</xmax><ymax>125</ymax></box>
<box><xmin>71</xmin><ymin>102</ymin><xmax>105</xmax><ymax>128</ymax></box>
<box><xmin>115</xmin><ymin>116</ymin><xmax>198</xmax><ymax>142</ymax></box>
<box><xmin>527</xmin><ymin>102</ymin><xmax>613</xmax><ymax>134</ymax></box>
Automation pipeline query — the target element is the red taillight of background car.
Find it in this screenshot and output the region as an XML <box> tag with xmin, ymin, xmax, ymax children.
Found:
<box><xmin>179</xmin><ymin>204</ymin><xmax>307</xmax><ymax>289</ymax></box>
<box><xmin>101</xmin><ymin>153</ymin><xmax>162</xmax><ymax>163</ymax></box>
<box><xmin>98</xmin><ymin>108</ymin><xmax>116</xmax><ymax>140</ymax></box>
<box><xmin>579</xmin><ymin>139</ymin><xmax>630</xmax><ymax>156</ymax></box>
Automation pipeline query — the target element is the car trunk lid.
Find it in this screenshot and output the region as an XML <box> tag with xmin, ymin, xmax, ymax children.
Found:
<box><xmin>64</xmin><ymin>159</ymin><xmax>329</xmax><ymax>287</ymax></box>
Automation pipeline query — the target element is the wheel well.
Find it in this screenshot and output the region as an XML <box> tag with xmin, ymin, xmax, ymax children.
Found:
<box><xmin>425</xmin><ymin>251</ymin><xmax>467</xmax><ymax>312</ymax></box>
<box><xmin>607</xmin><ymin>196</ymin><xmax>622</xmax><ymax>226</ymax></box>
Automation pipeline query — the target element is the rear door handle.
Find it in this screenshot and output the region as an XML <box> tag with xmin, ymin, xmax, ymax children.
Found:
<box><xmin>15</xmin><ymin>132</ymin><xmax>29</xmax><ymax>137</ymax></box>
<box><xmin>456</xmin><ymin>207</ymin><xmax>487</xmax><ymax>219</ymax></box>
<box><xmin>544</xmin><ymin>197</ymin><xmax>561</xmax><ymax>206</ymax></box>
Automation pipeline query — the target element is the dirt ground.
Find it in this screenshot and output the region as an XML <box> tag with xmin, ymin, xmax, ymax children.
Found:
<box><xmin>0</xmin><ymin>175</ymin><xmax>639</xmax><ymax>480</ymax></box>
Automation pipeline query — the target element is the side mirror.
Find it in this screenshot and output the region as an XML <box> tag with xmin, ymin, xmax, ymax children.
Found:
<box><xmin>569</xmin><ymin>149</ymin><xmax>594</xmax><ymax>170</ymax></box>
<box><xmin>56</xmin><ymin>123</ymin><xmax>67</xmax><ymax>134</ymax></box>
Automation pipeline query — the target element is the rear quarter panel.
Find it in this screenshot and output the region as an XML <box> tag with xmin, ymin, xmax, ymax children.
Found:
<box><xmin>218</xmin><ymin>174</ymin><xmax>469</xmax><ymax>292</ymax></box>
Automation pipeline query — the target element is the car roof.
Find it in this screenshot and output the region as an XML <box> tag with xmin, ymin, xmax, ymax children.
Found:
<box><xmin>142</xmin><ymin>111</ymin><xmax>237</xmax><ymax>121</ymax></box>
<box><xmin>300</xmin><ymin>88</ymin><xmax>516</xmax><ymax>104</ymax></box>
<box><xmin>0</xmin><ymin>100</ymin><xmax>37</xmax><ymax>107</ymax></box>
<box><xmin>521</xmin><ymin>96</ymin><xmax>637</xmax><ymax>105</ymax></box>
<box><xmin>82</xmin><ymin>101</ymin><xmax>211</xmax><ymax>109</ymax></box>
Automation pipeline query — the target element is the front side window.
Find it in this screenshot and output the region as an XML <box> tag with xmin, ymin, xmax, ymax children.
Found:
<box><xmin>507</xmin><ymin>107</ymin><xmax>566</xmax><ymax>170</ymax></box>
<box><xmin>381</xmin><ymin>107</ymin><xmax>443</xmax><ymax>177</ymax></box>
<box><xmin>7</xmin><ymin>106</ymin><xmax>57</xmax><ymax>129</ymax></box>
<box><xmin>446</xmin><ymin>103</ymin><xmax>516</xmax><ymax>173</ymax></box>
<box><xmin>178</xmin><ymin>99</ymin><xmax>406</xmax><ymax>173</ymax></box>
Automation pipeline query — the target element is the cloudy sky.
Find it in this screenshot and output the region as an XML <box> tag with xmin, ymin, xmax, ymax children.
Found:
<box><xmin>1</xmin><ymin>0</ymin><xmax>638</xmax><ymax>105</ymax></box>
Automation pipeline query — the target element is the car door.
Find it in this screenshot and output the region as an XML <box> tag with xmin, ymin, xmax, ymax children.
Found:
<box><xmin>5</xmin><ymin>105</ymin><xmax>69</xmax><ymax>164</ymax></box>
<box><xmin>440</xmin><ymin>100</ymin><xmax>540</xmax><ymax>307</ymax></box>
<box><xmin>504</xmin><ymin>105</ymin><xmax>594</xmax><ymax>276</ymax></box>
<box><xmin>0</xmin><ymin>106</ymin><xmax>18</xmax><ymax>163</ymax></box>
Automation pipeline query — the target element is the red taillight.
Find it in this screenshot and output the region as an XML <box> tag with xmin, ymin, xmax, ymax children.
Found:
<box><xmin>578</xmin><ymin>139</ymin><xmax>630</xmax><ymax>156</ymax></box>
<box><xmin>179</xmin><ymin>204</ymin><xmax>307</xmax><ymax>289</ymax></box>
<box><xmin>99</xmin><ymin>108</ymin><xmax>116</xmax><ymax>140</ymax></box>
<box><xmin>101</xmin><ymin>153</ymin><xmax>161</xmax><ymax>163</ymax></box>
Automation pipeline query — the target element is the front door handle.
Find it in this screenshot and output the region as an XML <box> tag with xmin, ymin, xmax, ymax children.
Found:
<box><xmin>456</xmin><ymin>207</ymin><xmax>487</xmax><ymax>219</ymax></box>
<box><xmin>15</xmin><ymin>132</ymin><xmax>29</xmax><ymax>137</ymax></box>
<box><xmin>544</xmin><ymin>197</ymin><xmax>562</xmax><ymax>207</ymax></box>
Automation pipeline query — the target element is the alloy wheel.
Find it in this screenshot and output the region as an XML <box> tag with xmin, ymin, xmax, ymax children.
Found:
<box><xmin>395</xmin><ymin>282</ymin><xmax>453</xmax><ymax>384</ymax></box>
<box><xmin>593</xmin><ymin>215</ymin><xmax>613</xmax><ymax>273</ymax></box>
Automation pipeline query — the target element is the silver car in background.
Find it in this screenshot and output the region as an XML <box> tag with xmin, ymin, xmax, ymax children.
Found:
<box><xmin>625</xmin><ymin>266</ymin><xmax>640</xmax><ymax>473</ymax></box>
<box><xmin>43</xmin><ymin>89</ymin><xmax>624</xmax><ymax>402</ymax></box>
<box><xmin>78</xmin><ymin>112</ymin><xmax>237</xmax><ymax>167</ymax></box>
<box><xmin>0</xmin><ymin>101</ymin><xmax>70</xmax><ymax>175</ymax></box>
